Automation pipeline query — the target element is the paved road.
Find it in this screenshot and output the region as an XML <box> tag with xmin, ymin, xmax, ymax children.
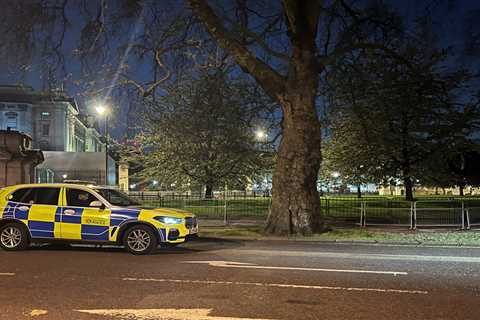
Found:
<box><xmin>1</xmin><ymin>238</ymin><xmax>480</xmax><ymax>320</ymax></box>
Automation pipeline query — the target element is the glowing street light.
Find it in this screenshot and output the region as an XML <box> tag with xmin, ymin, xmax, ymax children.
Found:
<box><xmin>255</xmin><ymin>129</ymin><xmax>267</xmax><ymax>141</ymax></box>
<box><xmin>62</xmin><ymin>174</ymin><xmax>68</xmax><ymax>180</ymax></box>
<box><xmin>331</xmin><ymin>172</ymin><xmax>340</xmax><ymax>179</ymax></box>
<box><xmin>95</xmin><ymin>105</ymin><xmax>107</xmax><ymax>115</ymax></box>
<box><xmin>152</xmin><ymin>180</ymin><xmax>158</xmax><ymax>186</ymax></box>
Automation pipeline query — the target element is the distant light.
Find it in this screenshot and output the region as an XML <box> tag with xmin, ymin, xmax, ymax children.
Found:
<box><xmin>130</xmin><ymin>184</ymin><xmax>136</xmax><ymax>189</ymax></box>
<box><xmin>331</xmin><ymin>172</ymin><xmax>340</xmax><ymax>178</ymax></box>
<box><xmin>95</xmin><ymin>104</ymin><xmax>107</xmax><ymax>116</ymax></box>
<box><xmin>62</xmin><ymin>174</ymin><xmax>68</xmax><ymax>179</ymax></box>
<box><xmin>152</xmin><ymin>180</ymin><xmax>158</xmax><ymax>185</ymax></box>
<box><xmin>255</xmin><ymin>130</ymin><xmax>266</xmax><ymax>140</ymax></box>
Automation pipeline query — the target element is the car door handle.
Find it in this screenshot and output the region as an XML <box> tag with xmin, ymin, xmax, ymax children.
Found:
<box><xmin>18</xmin><ymin>206</ymin><xmax>30</xmax><ymax>211</ymax></box>
<box><xmin>63</xmin><ymin>209</ymin><xmax>76</xmax><ymax>216</ymax></box>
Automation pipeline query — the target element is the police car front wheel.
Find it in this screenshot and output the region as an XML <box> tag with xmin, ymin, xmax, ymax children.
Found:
<box><xmin>0</xmin><ymin>223</ymin><xmax>29</xmax><ymax>251</ymax></box>
<box><xmin>123</xmin><ymin>225</ymin><xmax>157</xmax><ymax>255</ymax></box>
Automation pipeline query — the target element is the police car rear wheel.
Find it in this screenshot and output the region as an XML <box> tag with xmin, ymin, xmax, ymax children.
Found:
<box><xmin>0</xmin><ymin>223</ymin><xmax>29</xmax><ymax>251</ymax></box>
<box><xmin>123</xmin><ymin>225</ymin><xmax>157</xmax><ymax>255</ymax></box>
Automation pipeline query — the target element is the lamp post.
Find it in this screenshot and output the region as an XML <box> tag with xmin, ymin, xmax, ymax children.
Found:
<box><xmin>95</xmin><ymin>105</ymin><xmax>109</xmax><ymax>185</ymax></box>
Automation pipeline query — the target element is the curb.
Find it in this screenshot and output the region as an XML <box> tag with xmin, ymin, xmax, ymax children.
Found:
<box><xmin>197</xmin><ymin>233</ymin><xmax>480</xmax><ymax>247</ymax></box>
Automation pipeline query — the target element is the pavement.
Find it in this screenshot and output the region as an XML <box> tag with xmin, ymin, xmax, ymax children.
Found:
<box><xmin>1</xmin><ymin>238</ymin><xmax>480</xmax><ymax>320</ymax></box>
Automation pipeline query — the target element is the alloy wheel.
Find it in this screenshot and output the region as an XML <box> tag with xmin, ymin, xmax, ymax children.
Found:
<box><xmin>0</xmin><ymin>227</ymin><xmax>22</xmax><ymax>249</ymax></box>
<box><xmin>127</xmin><ymin>229</ymin><xmax>151</xmax><ymax>252</ymax></box>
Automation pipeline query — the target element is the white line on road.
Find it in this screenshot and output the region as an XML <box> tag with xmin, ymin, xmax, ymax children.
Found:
<box><xmin>122</xmin><ymin>277</ymin><xmax>428</xmax><ymax>295</ymax></box>
<box><xmin>0</xmin><ymin>272</ymin><xmax>15</xmax><ymax>276</ymax></box>
<box><xmin>219</xmin><ymin>249</ymin><xmax>480</xmax><ymax>263</ymax></box>
<box><xmin>183</xmin><ymin>260</ymin><xmax>408</xmax><ymax>276</ymax></box>
<box><xmin>76</xmin><ymin>308</ymin><xmax>275</xmax><ymax>320</ymax></box>
<box><xmin>76</xmin><ymin>309</ymin><xmax>273</xmax><ymax>320</ymax></box>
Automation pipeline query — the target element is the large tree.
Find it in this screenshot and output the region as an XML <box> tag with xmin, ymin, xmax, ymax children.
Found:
<box><xmin>324</xmin><ymin>23</ymin><xmax>478</xmax><ymax>200</ymax></box>
<box><xmin>132</xmin><ymin>65</ymin><xmax>275</xmax><ymax>197</ymax></box>
<box><xmin>188</xmin><ymin>0</ymin><xmax>402</xmax><ymax>234</ymax></box>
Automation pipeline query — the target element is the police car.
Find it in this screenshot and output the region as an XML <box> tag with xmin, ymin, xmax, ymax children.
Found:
<box><xmin>0</xmin><ymin>184</ymin><xmax>198</xmax><ymax>254</ymax></box>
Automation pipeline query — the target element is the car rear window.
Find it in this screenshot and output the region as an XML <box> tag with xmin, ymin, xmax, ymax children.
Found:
<box><xmin>10</xmin><ymin>187</ymin><xmax>60</xmax><ymax>206</ymax></box>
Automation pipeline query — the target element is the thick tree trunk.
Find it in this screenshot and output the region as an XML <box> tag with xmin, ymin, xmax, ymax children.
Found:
<box><xmin>404</xmin><ymin>176</ymin><xmax>414</xmax><ymax>201</ymax></box>
<box><xmin>205</xmin><ymin>184</ymin><xmax>213</xmax><ymax>199</ymax></box>
<box><xmin>459</xmin><ymin>184</ymin><xmax>464</xmax><ymax>197</ymax></box>
<box><xmin>357</xmin><ymin>184</ymin><xmax>362</xmax><ymax>198</ymax></box>
<box><xmin>265</xmin><ymin>84</ymin><xmax>323</xmax><ymax>235</ymax></box>
<box><xmin>265</xmin><ymin>108</ymin><xmax>322</xmax><ymax>235</ymax></box>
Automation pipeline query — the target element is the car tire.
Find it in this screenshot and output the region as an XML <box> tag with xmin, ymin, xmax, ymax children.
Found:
<box><xmin>123</xmin><ymin>225</ymin><xmax>157</xmax><ymax>255</ymax></box>
<box><xmin>0</xmin><ymin>223</ymin><xmax>30</xmax><ymax>251</ymax></box>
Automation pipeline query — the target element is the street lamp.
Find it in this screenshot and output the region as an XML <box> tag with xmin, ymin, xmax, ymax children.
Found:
<box><xmin>255</xmin><ymin>129</ymin><xmax>267</xmax><ymax>142</ymax></box>
<box><xmin>331</xmin><ymin>172</ymin><xmax>340</xmax><ymax>179</ymax></box>
<box><xmin>95</xmin><ymin>104</ymin><xmax>109</xmax><ymax>185</ymax></box>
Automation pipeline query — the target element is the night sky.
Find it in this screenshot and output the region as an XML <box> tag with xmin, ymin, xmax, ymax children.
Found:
<box><xmin>1</xmin><ymin>0</ymin><xmax>479</xmax><ymax>139</ymax></box>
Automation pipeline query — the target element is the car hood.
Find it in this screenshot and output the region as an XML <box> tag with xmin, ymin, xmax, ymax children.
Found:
<box><xmin>129</xmin><ymin>206</ymin><xmax>195</xmax><ymax>219</ymax></box>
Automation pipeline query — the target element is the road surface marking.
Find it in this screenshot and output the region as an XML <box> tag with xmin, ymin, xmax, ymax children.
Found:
<box><xmin>29</xmin><ymin>310</ymin><xmax>48</xmax><ymax>317</ymax></box>
<box><xmin>0</xmin><ymin>272</ymin><xmax>15</xmax><ymax>276</ymax></box>
<box><xmin>76</xmin><ymin>308</ymin><xmax>275</xmax><ymax>320</ymax></box>
<box><xmin>122</xmin><ymin>277</ymin><xmax>428</xmax><ymax>295</ymax></box>
<box><xmin>219</xmin><ymin>249</ymin><xmax>480</xmax><ymax>263</ymax></box>
<box><xmin>333</xmin><ymin>242</ymin><xmax>480</xmax><ymax>250</ymax></box>
<box><xmin>183</xmin><ymin>260</ymin><xmax>407</xmax><ymax>276</ymax></box>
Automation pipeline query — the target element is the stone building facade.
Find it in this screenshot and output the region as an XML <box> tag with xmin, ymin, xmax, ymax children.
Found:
<box><xmin>0</xmin><ymin>85</ymin><xmax>103</xmax><ymax>152</ymax></box>
<box><xmin>0</xmin><ymin>85</ymin><xmax>116</xmax><ymax>185</ymax></box>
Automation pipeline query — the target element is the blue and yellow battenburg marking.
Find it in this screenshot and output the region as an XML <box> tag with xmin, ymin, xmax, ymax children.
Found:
<box><xmin>1</xmin><ymin>202</ymin><xmax>167</xmax><ymax>242</ymax></box>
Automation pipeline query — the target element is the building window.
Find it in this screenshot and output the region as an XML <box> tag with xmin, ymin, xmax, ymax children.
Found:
<box><xmin>6</xmin><ymin>112</ymin><xmax>17</xmax><ymax>130</ymax></box>
<box><xmin>42</xmin><ymin>124</ymin><xmax>50</xmax><ymax>136</ymax></box>
<box><xmin>41</xmin><ymin>111</ymin><xmax>50</xmax><ymax>120</ymax></box>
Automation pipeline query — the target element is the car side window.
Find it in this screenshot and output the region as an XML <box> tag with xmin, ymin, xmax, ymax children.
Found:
<box><xmin>34</xmin><ymin>188</ymin><xmax>61</xmax><ymax>205</ymax></box>
<box><xmin>9</xmin><ymin>187</ymin><xmax>60</xmax><ymax>205</ymax></box>
<box><xmin>10</xmin><ymin>188</ymin><xmax>34</xmax><ymax>203</ymax></box>
<box><xmin>66</xmin><ymin>189</ymin><xmax>101</xmax><ymax>208</ymax></box>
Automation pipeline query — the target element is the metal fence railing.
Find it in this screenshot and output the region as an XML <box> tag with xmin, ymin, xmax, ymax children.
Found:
<box><xmin>128</xmin><ymin>191</ymin><xmax>271</xmax><ymax>224</ymax></box>
<box><xmin>127</xmin><ymin>192</ymin><xmax>480</xmax><ymax>229</ymax></box>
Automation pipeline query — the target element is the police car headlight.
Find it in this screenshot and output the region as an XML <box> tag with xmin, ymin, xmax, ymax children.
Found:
<box><xmin>154</xmin><ymin>216</ymin><xmax>183</xmax><ymax>225</ymax></box>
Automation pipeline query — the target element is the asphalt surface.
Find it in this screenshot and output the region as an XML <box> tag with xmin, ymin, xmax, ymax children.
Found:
<box><xmin>1</xmin><ymin>238</ymin><xmax>480</xmax><ymax>320</ymax></box>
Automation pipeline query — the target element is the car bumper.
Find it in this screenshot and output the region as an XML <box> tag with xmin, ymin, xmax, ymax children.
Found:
<box><xmin>159</xmin><ymin>223</ymin><xmax>198</xmax><ymax>244</ymax></box>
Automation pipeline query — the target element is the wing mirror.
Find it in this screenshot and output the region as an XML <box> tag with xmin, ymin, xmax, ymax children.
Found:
<box><xmin>90</xmin><ymin>200</ymin><xmax>105</xmax><ymax>209</ymax></box>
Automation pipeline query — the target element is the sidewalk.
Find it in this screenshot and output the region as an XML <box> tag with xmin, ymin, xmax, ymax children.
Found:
<box><xmin>198</xmin><ymin>220</ymin><xmax>480</xmax><ymax>247</ymax></box>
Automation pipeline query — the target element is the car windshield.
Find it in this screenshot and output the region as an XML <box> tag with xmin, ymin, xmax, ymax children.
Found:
<box><xmin>94</xmin><ymin>188</ymin><xmax>141</xmax><ymax>207</ymax></box>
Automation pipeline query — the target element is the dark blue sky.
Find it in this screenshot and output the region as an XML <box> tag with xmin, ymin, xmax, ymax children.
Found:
<box><xmin>1</xmin><ymin>0</ymin><xmax>479</xmax><ymax>138</ymax></box>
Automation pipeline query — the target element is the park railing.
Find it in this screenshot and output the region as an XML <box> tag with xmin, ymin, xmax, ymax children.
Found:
<box><xmin>128</xmin><ymin>191</ymin><xmax>271</xmax><ymax>224</ymax></box>
<box><xmin>127</xmin><ymin>191</ymin><xmax>480</xmax><ymax>229</ymax></box>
